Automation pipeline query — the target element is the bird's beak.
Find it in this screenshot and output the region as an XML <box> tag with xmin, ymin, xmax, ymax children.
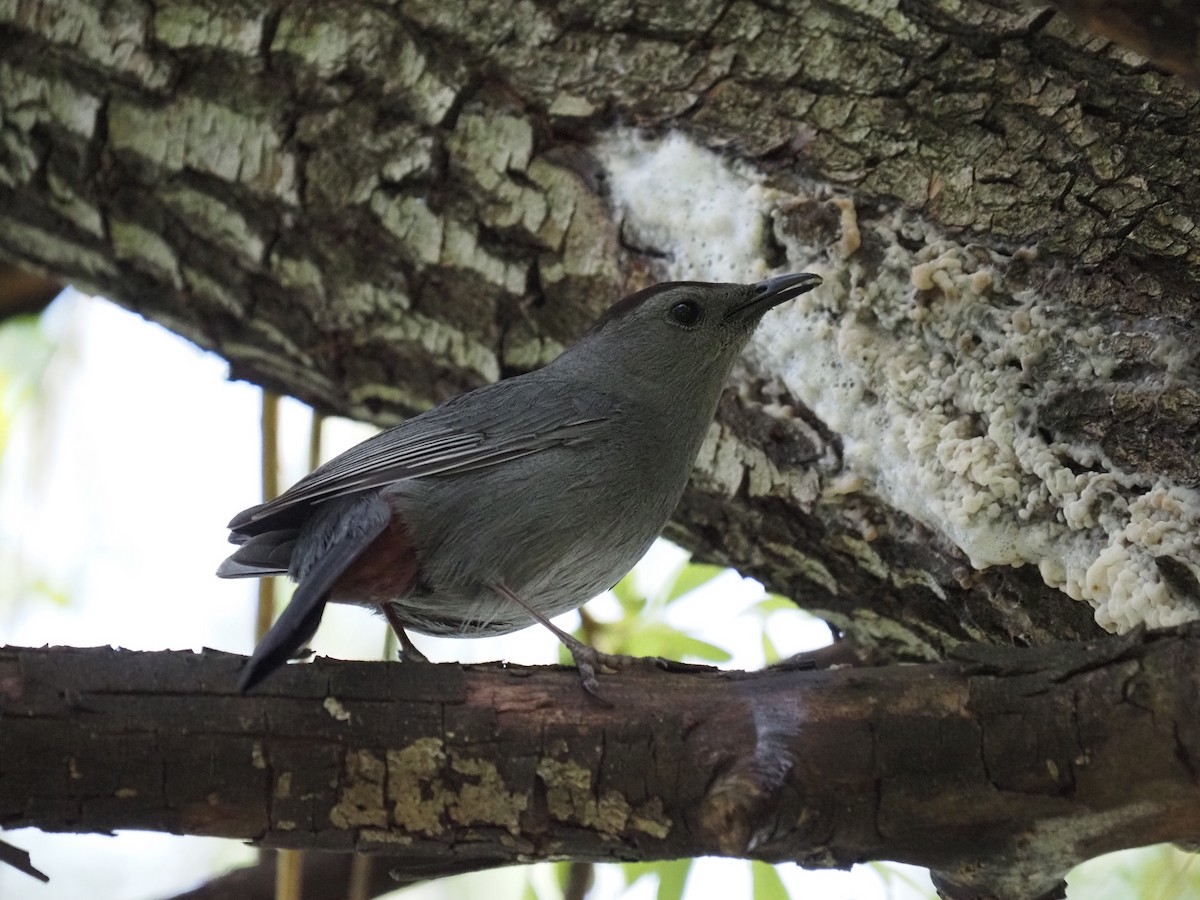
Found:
<box><xmin>727</xmin><ymin>272</ymin><xmax>823</xmax><ymax>321</ymax></box>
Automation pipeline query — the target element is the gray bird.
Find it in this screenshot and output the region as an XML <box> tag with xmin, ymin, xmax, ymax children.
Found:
<box><xmin>219</xmin><ymin>273</ymin><xmax>822</xmax><ymax>692</ymax></box>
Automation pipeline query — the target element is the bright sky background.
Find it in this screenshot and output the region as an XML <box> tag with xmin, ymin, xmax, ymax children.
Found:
<box><xmin>0</xmin><ymin>290</ymin><xmax>936</xmax><ymax>899</ymax></box>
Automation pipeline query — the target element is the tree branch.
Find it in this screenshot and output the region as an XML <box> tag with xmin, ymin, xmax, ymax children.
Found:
<box><xmin>4</xmin><ymin>6</ymin><xmax>1200</xmax><ymax>891</ymax></box>
<box><xmin>3</xmin><ymin>635</ymin><xmax>1200</xmax><ymax>900</ymax></box>
<box><xmin>4</xmin><ymin>0</ymin><xmax>1200</xmax><ymax>663</ymax></box>
<box><xmin>1049</xmin><ymin>0</ymin><xmax>1200</xmax><ymax>87</ymax></box>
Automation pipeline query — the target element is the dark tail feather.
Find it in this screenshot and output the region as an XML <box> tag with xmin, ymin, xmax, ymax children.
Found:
<box><xmin>237</xmin><ymin>494</ymin><xmax>392</xmax><ymax>692</ymax></box>
<box><xmin>217</xmin><ymin>529</ymin><xmax>299</xmax><ymax>578</ymax></box>
<box><xmin>237</xmin><ymin>597</ymin><xmax>325</xmax><ymax>692</ymax></box>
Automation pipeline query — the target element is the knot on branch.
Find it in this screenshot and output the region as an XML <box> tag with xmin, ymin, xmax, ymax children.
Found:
<box><xmin>695</xmin><ymin>741</ymin><xmax>794</xmax><ymax>855</ymax></box>
<box><xmin>930</xmin><ymin>870</ymin><xmax>1067</xmax><ymax>900</ymax></box>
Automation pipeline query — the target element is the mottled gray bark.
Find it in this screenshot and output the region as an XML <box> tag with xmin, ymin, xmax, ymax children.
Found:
<box><xmin>9</xmin><ymin>0</ymin><xmax>1193</xmax><ymax>659</ymax></box>
<box><xmin>4</xmin><ymin>634</ymin><xmax>1200</xmax><ymax>900</ymax></box>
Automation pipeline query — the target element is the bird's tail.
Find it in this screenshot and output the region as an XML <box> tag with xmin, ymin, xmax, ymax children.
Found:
<box><xmin>217</xmin><ymin>529</ymin><xmax>298</xmax><ymax>578</ymax></box>
<box><xmin>237</xmin><ymin>494</ymin><xmax>391</xmax><ymax>691</ymax></box>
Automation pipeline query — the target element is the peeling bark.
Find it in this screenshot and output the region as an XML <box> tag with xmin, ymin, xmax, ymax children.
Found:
<box><xmin>3</xmin><ymin>636</ymin><xmax>1200</xmax><ymax>900</ymax></box>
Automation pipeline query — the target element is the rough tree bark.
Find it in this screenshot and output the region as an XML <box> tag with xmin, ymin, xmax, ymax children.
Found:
<box><xmin>5</xmin><ymin>633</ymin><xmax>1200</xmax><ymax>900</ymax></box>
<box><xmin>4</xmin><ymin>0</ymin><xmax>1200</xmax><ymax>653</ymax></box>
<box><xmin>1</xmin><ymin>0</ymin><xmax>1199</xmax><ymax>897</ymax></box>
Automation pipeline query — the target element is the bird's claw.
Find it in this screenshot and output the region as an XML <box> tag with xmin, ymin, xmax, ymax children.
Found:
<box><xmin>565</xmin><ymin>647</ymin><xmax>710</xmax><ymax>705</ymax></box>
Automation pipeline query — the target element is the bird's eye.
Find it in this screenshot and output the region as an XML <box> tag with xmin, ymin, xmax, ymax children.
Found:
<box><xmin>667</xmin><ymin>300</ymin><xmax>703</xmax><ymax>328</ymax></box>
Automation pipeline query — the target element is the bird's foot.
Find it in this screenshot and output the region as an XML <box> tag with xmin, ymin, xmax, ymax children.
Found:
<box><xmin>487</xmin><ymin>582</ymin><xmax>709</xmax><ymax>702</ymax></box>
<box><xmin>562</xmin><ymin>641</ymin><xmax>714</xmax><ymax>703</ymax></box>
<box><xmin>395</xmin><ymin>639</ymin><xmax>429</xmax><ymax>664</ymax></box>
<box><xmin>562</xmin><ymin>640</ymin><xmax>641</xmax><ymax>706</ymax></box>
<box><xmin>380</xmin><ymin>603</ymin><xmax>430</xmax><ymax>663</ymax></box>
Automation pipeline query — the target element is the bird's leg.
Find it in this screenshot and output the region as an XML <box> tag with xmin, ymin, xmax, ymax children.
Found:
<box><xmin>380</xmin><ymin>603</ymin><xmax>429</xmax><ymax>662</ymax></box>
<box><xmin>490</xmin><ymin>582</ymin><xmax>637</xmax><ymax>700</ymax></box>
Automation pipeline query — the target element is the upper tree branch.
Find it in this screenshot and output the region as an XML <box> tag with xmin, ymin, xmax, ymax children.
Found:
<box><xmin>3</xmin><ymin>634</ymin><xmax>1200</xmax><ymax>900</ymax></box>
<box><xmin>3</xmin><ymin>6</ymin><xmax>1200</xmax><ymax>831</ymax></box>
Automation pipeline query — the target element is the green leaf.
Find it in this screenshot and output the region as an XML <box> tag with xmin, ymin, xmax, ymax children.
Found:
<box><xmin>618</xmin><ymin>861</ymin><xmax>649</xmax><ymax>887</ymax></box>
<box><xmin>664</xmin><ymin>563</ymin><xmax>726</xmax><ymax>603</ymax></box>
<box><xmin>519</xmin><ymin>870</ymin><xmax>542</xmax><ymax>900</ymax></box>
<box><xmin>29</xmin><ymin>578</ymin><xmax>71</xmax><ymax>608</ymax></box>
<box><xmin>564</xmin><ymin>629</ymin><xmax>731</xmax><ymax>666</ymax></box>
<box><xmin>622</xmin><ymin>625</ymin><xmax>732</xmax><ymax>663</ymax></box>
<box><xmin>751</xmin><ymin>862</ymin><xmax>791</xmax><ymax>900</ymax></box>
<box><xmin>654</xmin><ymin>859</ymin><xmax>694</xmax><ymax>900</ymax></box>
<box><xmin>761</xmin><ymin>629</ymin><xmax>780</xmax><ymax>665</ymax></box>
<box><xmin>616</xmin><ymin>860</ymin><xmax>695</xmax><ymax>900</ymax></box>
<box><xmin>611</xmin><ymin>573</ymin><xmax>647</xmax><ymax>613</ymax></box>
<box><xmin>752</xmin><ymin>594</ymin><xmax>798</xmax><ymax>616</ymax></box>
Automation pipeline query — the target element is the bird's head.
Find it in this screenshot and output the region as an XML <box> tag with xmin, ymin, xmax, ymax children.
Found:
<box><xmin>565</xmin><ymin>273</ymin><xmax>823</xmax><ymax>394</ymax></box>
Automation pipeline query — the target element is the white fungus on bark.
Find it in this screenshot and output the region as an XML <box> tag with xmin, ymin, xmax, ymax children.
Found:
<box><xmin>597</xmin><ymin>128</ymin><xmax>1200</xmax><ymax>633</ymax></box>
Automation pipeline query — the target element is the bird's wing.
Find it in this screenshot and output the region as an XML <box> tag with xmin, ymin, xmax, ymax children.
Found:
<box><xmin>227</xmin><ymin>379</ymin><xmax>614</xmax><ymax>535</ymax></box>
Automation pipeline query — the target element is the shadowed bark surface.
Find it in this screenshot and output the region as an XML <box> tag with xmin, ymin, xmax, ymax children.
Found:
<box><xmin>4</xmin><ymin>635</ymin><xmax>1200</xmax><ymax>899</ymax></box>
<box><xmin>1047</xmin><ymin>0</ymin><xmax>1200</xmax><ymax>87</ymax></box>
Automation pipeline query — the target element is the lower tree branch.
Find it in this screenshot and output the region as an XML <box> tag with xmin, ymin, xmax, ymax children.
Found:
<box><xmin>3</xmin><ymin>633</ymin><xmax>1200</xmax><ymax>900</ymax></box>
